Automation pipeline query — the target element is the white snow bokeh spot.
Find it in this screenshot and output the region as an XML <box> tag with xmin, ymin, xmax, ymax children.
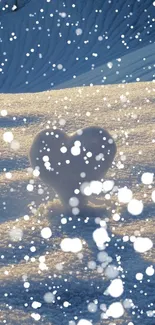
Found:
<box><xmin>41</xmin><ymin>227</ymin><xmax>52</xmax><ymax>239</ymax></box>
<box><xmin>141</xmin><ymin>172</ymin><xmax>154</xmax><ymax>185</ymax></box>
<box><xmin>118</xmin><ymin>187</ymin><xmax>133</xmax><ymax>203</ymax></box>
<box><xmin>106</xmin><ymin>278</ymin><xmax>124</xmax><ymax>298</ymax></box>
<box><xmin>3</xmin><ymin>131</ymin><xmax>14</xmax><ymax>143</ymax></box>
<box><xmin>60</xmin><ymin>238</ymin><xmax>83</xmax><ymax>253</ymax></box>
<box><xmin>106</xmin><ymin>302</ymin><xmax>124</xmax><ymax>318</ymax></box>
<box><xmin>127</xmin><ymin>199</ymin><xmax>143</xmax><ymax>215</ymax></box>
<box><xmin>133</xmin><ymin>237</ymin><xmax>153</xmax><ymax>253</ymax></box>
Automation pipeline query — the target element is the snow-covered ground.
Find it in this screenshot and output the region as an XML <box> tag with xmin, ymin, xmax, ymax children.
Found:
<box><xmin>0</xmin><ymin>82</ymin><xmax>155</xmax><ymax>325</ymax></box>
<box><xmin>1</xmin><ymin>0</ymin><xmax>155</xmax><ymax>93</ymax></box>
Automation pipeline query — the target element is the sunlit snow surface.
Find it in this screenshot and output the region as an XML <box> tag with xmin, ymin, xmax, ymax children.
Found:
<box><xmin>1</xmin><ymin>0</ymin><xmax>155</xmax><ymax>92</ymax></box>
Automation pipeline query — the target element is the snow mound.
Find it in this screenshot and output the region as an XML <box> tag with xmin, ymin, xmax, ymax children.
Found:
<box><xmin>29</xmin><ymin>126</ymin><xmax>116</xmax><ymax>209</ymax></box>
<box><xmin>1</xmin><ymin>0</ymin><xmax>155</xmax><ymax>93</ymax></box>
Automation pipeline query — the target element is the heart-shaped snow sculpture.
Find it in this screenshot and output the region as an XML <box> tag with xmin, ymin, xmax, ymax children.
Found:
<box><xmin>29</xmin><ymin>126</ymin><xmax>116</xmax><ymax>209</ymax></box>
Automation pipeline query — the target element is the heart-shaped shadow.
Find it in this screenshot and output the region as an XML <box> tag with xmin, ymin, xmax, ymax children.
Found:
<box><xmin>29</xmin><ymin>126</ymin><xmax>116</xmax><ymax>209</ymax></box>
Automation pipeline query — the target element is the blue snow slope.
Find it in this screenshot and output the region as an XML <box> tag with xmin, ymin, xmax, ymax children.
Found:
<box><xmin>1</xmin><ymin>0</ymin><xmax>155</xmax><ymax>93</ymax></box>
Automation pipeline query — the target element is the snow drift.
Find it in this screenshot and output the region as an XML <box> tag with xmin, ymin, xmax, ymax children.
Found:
<box><xmin>0</xmin><ymin>0</ymin><xmax>155</xmax><ymax>93</ymax></box>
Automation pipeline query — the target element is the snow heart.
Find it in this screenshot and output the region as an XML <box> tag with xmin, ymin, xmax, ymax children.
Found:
<box><xmin>29</xmin><ymin>126</ymin><xmax>116</xmax><ymax>209</ymax></box>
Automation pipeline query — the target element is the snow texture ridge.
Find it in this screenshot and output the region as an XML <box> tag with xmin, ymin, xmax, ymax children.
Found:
<box><xmin>1</xmin><ymin>0</ymin><xmax>155</xmax><ymax>92</ymax></box>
